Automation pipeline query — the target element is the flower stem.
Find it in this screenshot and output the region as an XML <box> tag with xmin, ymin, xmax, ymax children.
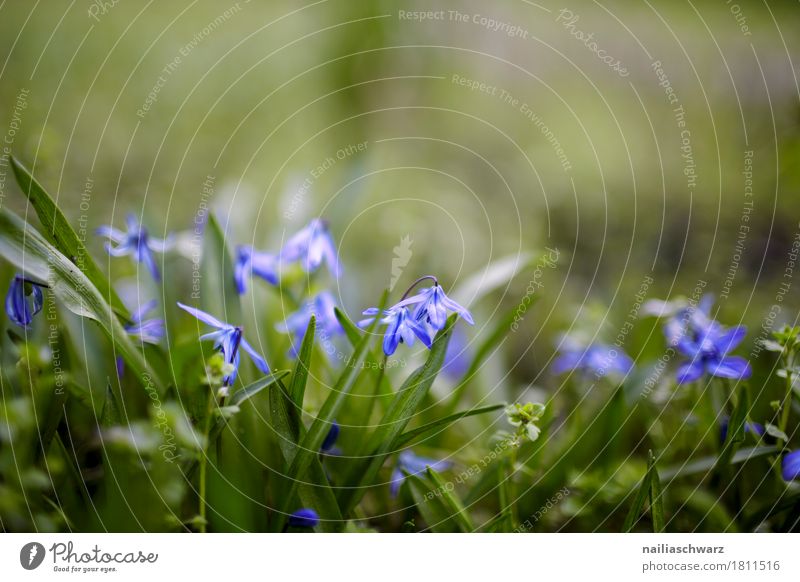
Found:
<box><xmin>778</xmin><ymin>352</ymin><xmax>795</xmax><ymax>447</ymax></box>
<box><xmin>399</xmin><ymin>275</ymin><xmax>438</xmax><ymax>301</ymax></box>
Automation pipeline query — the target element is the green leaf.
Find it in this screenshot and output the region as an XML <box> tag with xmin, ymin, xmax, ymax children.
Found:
<box><xmin>0</xmin><ymin>206</ymin><xmax>164</xmax><ymax>393</ymax></box>
<box><xmin>334</xmin><ymin>306</ymin><xmax>361</xmax><ymax>345</ymax></box>
<box><xmin>648</xmin><ymin>451</ymin><xmax>665</xmax><ymax>533</ymax></box>
<box><xmin>229</xmin><ymin>371</ymin><xmax>289</xmax><ymax>407</ymax></box>
<box><xmin>426</xmin><ymin>466</ymin><xmax>474</xmax><ymax>532</ymax></box>
<box><xmin>100</xmin><ymin>381</ymin><xmax>122</xmax><ymax>427</ymax></box>
<box><xmin>405</xmin><ymin>473</ymin><xmax>460</xmax><ymax>532</ymax></box>
<box><xmin>9</xmin><ymin>156</ymin><xmax>128</xmax><ymax>318</ymax></box>
<box><xmin>450</xmin><ymin>251</ymin><xmax>536</xmax><ymax>306</ymax></box>
<box><xmin>288</xmin><ymin>316</ymin><xmax>315</xmax><ymax>408</ymax></box>
<box><xmin>660</xmin><ymin>446</ymin><xmax>778</xmax><ymax>480</ymax></box>
<box><xmin>395</xmin><ymin>403</ymin><xmax>505</xmax><ymax>448</ymax></box>
<box><xmin>623</xmin><ymin>463</ymin><xmax>653</xmax><ymax>532</ymax></box>
<box><xmin>269</xmin><ymin>379</ymin><xmax>342</xmax><ymax>531</ymax></box>
<box><xmin>625</xmin><ymin>450</ymin><xmax>665</xmax><ymax>532</ymax></box>
<box><xmin>201</xmin><ymin>213</ymin><xmax>241</xmax><ymax>326</ymax></box>
<box><xmin>339</xmin><ymin>315</ymin><xmax>457</xmax><ymax>514</ymax></box>
<box><xmin>278</xmin><ymin>309</ymin><xmax>381</xmax><ymax>525</ymax></box>
<box><xmin>713</xmin><ymin>384</ymin><xmax>750</xmax><ymax>479</ymax></box>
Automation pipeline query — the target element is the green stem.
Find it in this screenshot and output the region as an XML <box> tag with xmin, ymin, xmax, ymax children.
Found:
<box><xmin>198</xmin><ymin>391</ymin><xmax>215</xmax><ymax>533</ymax></box>
<box><xmin>778</xmin><ymin>352</ymin><xmax>794</xmax><ymax>447</ymax></box>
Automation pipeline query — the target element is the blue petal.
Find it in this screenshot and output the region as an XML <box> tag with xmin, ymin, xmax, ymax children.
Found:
<box><xmin>95</xmin><ymin>225</ymin><xmax>125</xmax><ymax>243</ymax></box>
<box><xmin>177</xmin><ymin>302</ymin><xmax>228</xmax><ymax>329</ymax></box>
<box><xmin>707</xmin><ymin>356</ymin><xmax>751</xmax><ymax>380</ymax></box>
<box><xmin>676</xmin><ymin>360</ymin><xmax>704</xmax><ymax>384</ymax></box>
<box><xmin>131</xmin><ymin>299</ymin><xmax>158</xmax><ymax>324</ymax></box>
<box><xmin>782</xmin><ymin>450</ymin><xmax>800</xmax><ymax>482</ymax></box>
<box><xmin>241</xmin><ymin>338</ymin><xmax>270</xmax><ymax>374</ymax></box>
<box><xmin>714</xmin><ymin>325</ymin><xmax>747</xmax><ymax>355</ymax></box>
<box><xmin>139</xmin><ymin>244</ymin><xmax>160</xmax><ymax>281</ymax></box>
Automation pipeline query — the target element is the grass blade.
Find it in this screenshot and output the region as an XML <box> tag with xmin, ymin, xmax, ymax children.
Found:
<box><xmin>649</xmin><ymin>451</ymin><xmax>665</xmax><ymax>533</ymax></box>
<box><xmin>395</xmin><ymin>403</ymin><xmax>505</xmax><ymax>448</ymax></box>
<box><xmin>269</xmin><ymin>379</ymin><xmax>342</xmax><ymax>531</ymax></box>
<box><xmin>426</xmin><ymin>466</ymin><xmax>474</xmax><ymax>532</ymax></box>
<box><xmin>288</xmin><ymin>316</ymin><xmax>315</xmax><ymax>407</ymax></box>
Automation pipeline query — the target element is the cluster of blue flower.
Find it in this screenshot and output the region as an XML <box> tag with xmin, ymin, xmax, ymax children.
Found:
<box><xmin>6</xmin><ymin>212</ymin><xmax>799</xmax><ymax>509</ymax></box>
<box><xmin>3</xmin><ymin>213</ymin><xmax>469</xmax><ymax>516</ymax></box>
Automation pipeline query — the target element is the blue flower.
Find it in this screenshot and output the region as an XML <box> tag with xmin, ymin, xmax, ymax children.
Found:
<box><xmin>719</xmin><ymin>416</ymin><xmax>765</xmax><ymax>443</ymax></box>
<box><xmin>5</xmin><ymin>274</ymin><xmax>45</xmax><ymax>328</ymax></box>
<box><xmin>280</xmin><ymin>219</ymin><xmax>340</xmax><ymax>277</ymax></box>
<box><xmin>663</xmin><ymin>294</ymin><xmax>715</xmax><ymax>348</ymax></box>
<box><xmin>398</xmin><ymin>283</ymin><xmax>474</xmax><ymax>331</ymax></box>
<box><xmin>234</xmin><ymin>245</ymin><xmax>278</xmax><ymax>294</ymax></box>
<box><xmin>320</xmin><ymin>421</ymin><xmax>341</xmax><ymax>455</ymax></box>
<box><xmin>783</xmin><ymin>450</ymin><xmax>800</xmax><ymax>482</ymax></box>
<box><xmin>359</xmin><ymin>305</ymin><xmax>432</xmax><ymax>356</ymax></box>
<box><xmin>390</xmin><ymin>450</ymin><xmax>451</xmax><ymax>497</ymax></box>
<box><xmin>675</xmin><ymin>323</ymin><xmax>751</xmax><ymax>384</ymax></box>
<box><xmin>288</xmin><ymin>508</ymin><xmax>319</xmax><ymax>528</ymax></box>
<box><xmin>276</xmin><ymin>291</ymin><xmax>343</xmax><ymax>356</ymax></box>
<box><xmin>124</xmin><ymin>300</ymin><xmax>164</xmax><ymax>344</ymax></box>
<box><xmin>96</xmin><ymin>214</ymin><xmax>173</xmax><ymax>281</ymax></box>
<box><xmin>552</xmin><ymin>343</ymin><xmax>634</xmax><ymax>378</ymax></box>
<box><xmin>177</xmin><ymin>302</ymin><xmax>269</xmax><ymax>385</ymax></box>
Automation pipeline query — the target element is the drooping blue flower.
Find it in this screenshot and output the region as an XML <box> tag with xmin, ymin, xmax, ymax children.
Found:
<box><xmin>552</xmin><ymin>343</ymin><xmax>634</xmax><ymax>378</ymax></box>
<box><xmin>320</xmin><ymin>421</ymin><xmax>341</xmax><ymax>455</ymax></box>
<box><xmin>234</xmin><ymin>245</ymin><xmax>278</xmax><ymax>294</ymax></box>
<box><xmin>674</xmin><ymin>323</ymin><xmax>751</xmax><ymax>384</ymax></box>
<box><xmin>288</xmin><ymin>507</ymin><xmax>319</xmax><ymax>528</ymax></box>
<box><xmin>719</xmin><ymin>416</ymin><xmax>765</xmax><ymax>443</ymax></box>
<box><xmin>177</xmin><ymin>302</ymin><xmax>269</xmax><ymax>385</ymax></box>
<box><xmin>5</xmin><ymin>274</ymin><xmax>46</xmax><ymax>328</ymax></box>
<box><xmin>96</xmin><ymin>214</ymin><xmax>173</xmax><ymax>281</ymax></box>
<box><xmin>276</xmin><ymin>291</ymin><xmax>343</xmax><ymax>356</ymax></box>
<box><xmin>783</xmin><ymin>450</ymin><xmax>800</xmax><ymax>482</ymax></box>
<box><xmin>396</xmin><ymin>283</ymin><xmax>474</xmax><ymax>331</ymax></box>
<box><xmin>359</xmin><ymin>305</ymin><xmax>432</xmax><ymax>356</ymax></box>
<box><xmin>124</xmin><ymin>300</ymin><xmax>164</xmax><ymax>344</ymax></box>
<box><xmin>280</xmin><ymin>218</ymin><xmax>340</xmax><ymax>277</ymax></box>
<box><xmin>390</xmin><ymin>450</ymin><xmax>451</xmax><ymax>497</ymax></box>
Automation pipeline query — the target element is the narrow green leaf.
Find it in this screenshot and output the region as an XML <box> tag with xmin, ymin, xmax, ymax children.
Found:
<box><xmin>426</xmin><ymin>466</ymin><xmax>474</xmax><ymax>532</ymax></box>
<box><xmin>100</xmin><ymin>381</ymin><xmax>122</xmax><ymax>427</ymax></box>
<box><xmin>288</xmin><ymin>316</ymin><xmax>315</xmax><ymax>408</ymax></box>
<box><xmin>660</xmin><ymin>446</ymin><xmax>778</xmax><ymax>481</ymax></box>
<box><xmin>229</xmin><ymin>371</ymin><xmax>290</xmax><ymax>407</ymax></box>
<box><xmin>450</xmin><ymin>251</ymin><xmax>536</xmax><ymax>306</ymax></box>
<box><xmin>405</xmin><ymin>473</ymin><xmax>460</xmax><ymax>532</ymax></box>
<box><xmin>269</xmin><ymin>379</ymin><xmax>342</xmax><ymax>531</ymax></box>
<box><xmin>623</xmin><ymin>466</ymin><xmax>653</xmax><ymax>532</ymax></box>
<box><xmin>10</xmin><ymin>155</ymin><xmax>128</xmax><ymax>317</ymax></box>
<box><xmin>648</xmin><ymin>451</ymin><xmax>665</xmax><ymax>533</ymax></box>
<box><xmin>339</xmin><ymin>315</ymin><xmax>457</xmax><ymax>514</ymax></box>
<box><xmin>713</xmin><ymin>384</ymin><xmax>750</xmax><ymax>478</ymax></box>
<box><xmin>334</xmin><ymin>307</ymin><xmax>361</xmax><ymax>345</ymax></box>
<box><xmin>201</xmin><ymin>213</ymin><xmax>241</xmax><ymax>326</ymax></box>
<box><xmin>395</xmin><ymin>403</ymin><xmax>505</xmax><ymax>448</ymax></box>
<box><xmin>0</xmin><ymin>207</ymin><xmax>164</xmax><ymax>392</ymax></box>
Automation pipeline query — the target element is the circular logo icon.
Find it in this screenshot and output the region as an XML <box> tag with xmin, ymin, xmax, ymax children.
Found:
<box><xmin>20</xmin><ymin>542</ymin><xmax>46</xmax><ymax>570</ymax></box>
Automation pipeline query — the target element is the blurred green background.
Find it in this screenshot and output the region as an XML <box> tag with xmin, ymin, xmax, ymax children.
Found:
<box><xmin>1</xmin><ymin>0</ymin><xmax>799</xmax><ymax>385</ymax></box>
